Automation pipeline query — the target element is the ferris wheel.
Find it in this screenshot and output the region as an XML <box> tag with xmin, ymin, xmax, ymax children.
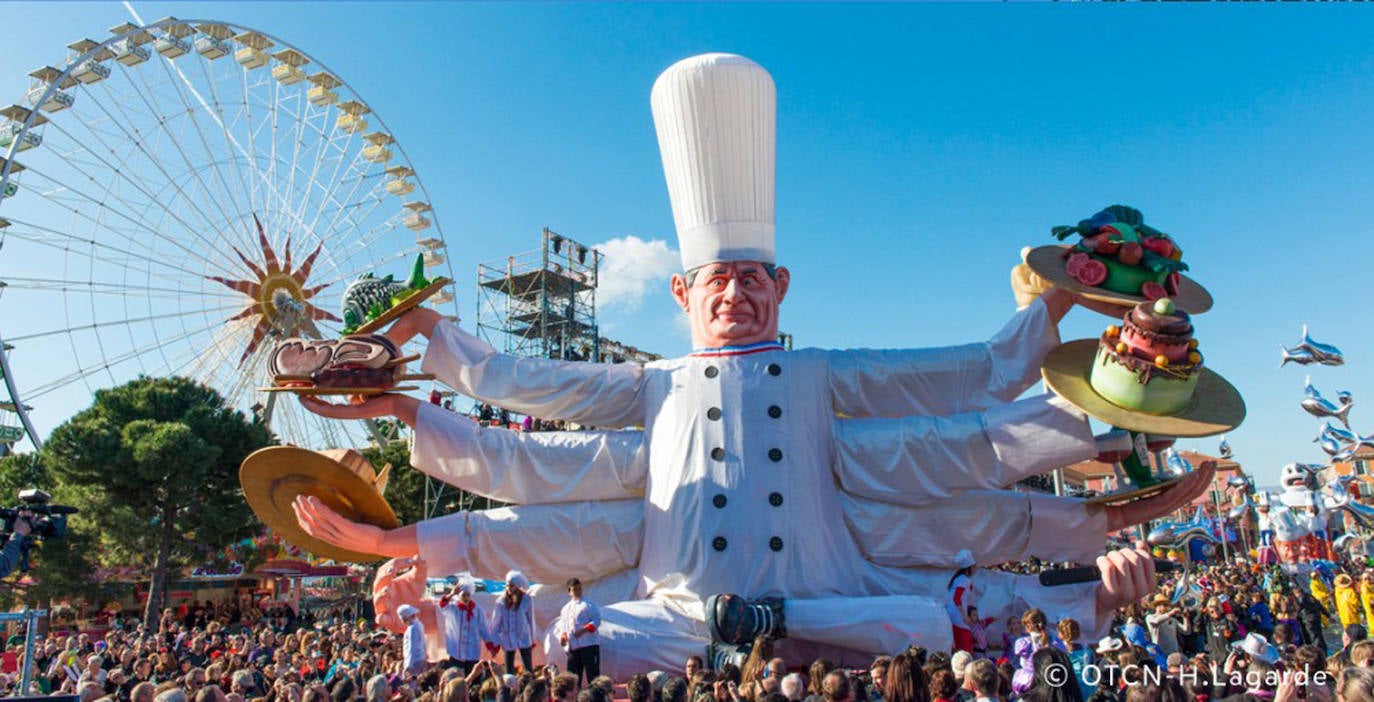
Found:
<box><xmin>0</xmin><ymin>17</ymin><xmax>459</xmax><ymax>451</ymax></box>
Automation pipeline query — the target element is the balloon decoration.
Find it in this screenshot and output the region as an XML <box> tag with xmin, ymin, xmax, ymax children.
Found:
<box><xmin>1147</xmin><ymin>517</ymin><xmax>1220</xmax><ymax>605</ymax></box>
<box><xmin>1329</xmin><ymin>480</ymin><xmax>1374</xmax><ymax>531</ymax></box>
<box><xmin>1302</xmin><ymin>377</ymin><xmax>1354</xmax><ymax>426</ymax></box>
<box><xmin>1281</xmin><ymin>325</ymin><xmax>1345</xmax><ymax>367</ymax></box>
<box><xmin>1163</xmin><ymin>447</ymin><xmax>1194</xmax><ymax>477</ymax></box>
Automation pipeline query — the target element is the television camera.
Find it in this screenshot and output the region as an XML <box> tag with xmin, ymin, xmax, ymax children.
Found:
<box><xmin>0</xmin><ymin>489</ymin><xmax>77</xmax><ymax>573</ymax></box>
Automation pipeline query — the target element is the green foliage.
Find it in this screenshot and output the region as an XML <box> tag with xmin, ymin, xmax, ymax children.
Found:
<box><xmin>359</xmin><ymin>438</ymin><xmax>503</xmax><ymax>526</ymax></box>
<box><xmin>41</xmin><ymin>376</ymin><xmax>274</xmax><ymax>625</ymax></box>
<box><xmin>360</xmin><ymin>440</ymin><xmax>427</xmax><ymax>527</ymax></box>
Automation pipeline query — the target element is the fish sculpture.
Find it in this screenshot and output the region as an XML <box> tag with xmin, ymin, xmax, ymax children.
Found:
<box><xmin>1172</xmin><ymin>576</ymin><xmax>1204</xmax><ymax>609</ymax></box>
<box><xmin>1281</xmin><ymin>325</ymin><xmax>1345</xmax><ymax>367</ymax></box>
<box><xmin>1144</xmin><ymin>518</ymin><xmax>1220</xmax><ymax>607</ymax></box>
<box><xmin>1329</xmin><ymin>481</ymin><xmax>1374</xmax><ymax>530</ymax></box>
<box><xmin>340</xmin><ymin>254</ymin><xmax>429</xmax><ymax>332</ymax></box>
<box><xmin>1219</xmin><ymin>435</ymin><xmax>1233</xmax><ymax>459</ymax></box>
<box><xmin>1302</xmin><ymin>377</ymin><xmax>1354</xmax><ymax>426</ymax></box>
<box><xmin>1227</xmin><ymin>498</ymin><xmax>1253</xmax><ymax>521</ymax></box>
<box><xmin>1333</xmin><ymin>533</ymin><xmax>1361</xmax><ymax>554</ymax></box>
<box><xmin>1317</xmin><ymin>421</ymin><xmax>1357</xmax><ymax>446</ymax></box>
<box><xmin>1163</xmin><ymin>448</ymin><xmax>1193</xmax><ymax>478</ymax></box>
<box><xmin>1148</xmin><ymin>520</ymin><xmax>1219</xmax><ymax>549</ymax></box>
<box><xmin>1281</xmin><ymin>346</ymin><xmax>1319</xmax><ymax>367</ymax></box>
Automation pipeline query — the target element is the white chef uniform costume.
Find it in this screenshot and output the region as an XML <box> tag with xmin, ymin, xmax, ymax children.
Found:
<box><xmin>438</xmin><ymin>579</ymin><xmax>491</xmax><ymax>665</ymax></box>
<box><xmin>402</xmin><ymin>54</ymin><xmax>1109</xmax><ymax>676</ymax></box>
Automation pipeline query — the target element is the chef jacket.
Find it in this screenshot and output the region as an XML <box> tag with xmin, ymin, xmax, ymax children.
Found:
<box><xmin>555</xmin><ymin>598</ymin><xmax>602</xmax><ymax>652</ymax></box>
<box><xmin>439</xmin><ymin>599</ymin><xmax>490</xmax><ymax>661</ymax></box>
<box><xmin>489</xmin><ymin>596</ymin><xmax>535</xmax><ymax>651</ymax></box>
<box><xmin>409</xmin><ymin>299</ymin><xmax>1103</xmax><ymax>624</ymax></box>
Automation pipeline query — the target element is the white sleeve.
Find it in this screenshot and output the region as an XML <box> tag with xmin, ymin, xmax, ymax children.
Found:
<box><xmin>411</xmin><ymin>402</ymin><xmax>648</xmax><ymax>503</ymax></box>
<box><xmin>827</xmin><ymin>298</ymin><xmax>1061</xmax><ymax>418</ymax></box>
<box><xmin>974</xmin><ymin>570</ymin><xmax>1111</xmax><ymax>645</ymax></box>
<box><xmin>842</xmin><ymin>490</ymin><xmax>1107</xmax><ymax>567</ymax></box>
<box><xmin>834</xmin><ymin>394</ymin><xmax>1094</xmax><ymax>505</ymax></box>
<box><xmin>415</xmin><ymin>499</ymin><xmax>643</xmax><ymax>583</ymax></box>
<box><xmin>422</xmin><ymin>320</ymin><xmax>647</xmax><ymax>428</ymax></box>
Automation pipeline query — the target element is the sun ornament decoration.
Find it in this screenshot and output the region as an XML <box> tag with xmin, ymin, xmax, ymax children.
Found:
<box><xmin>208</xmin><ymin>215</ymin><xmax>341</xmax><ymax>365</ymax></box>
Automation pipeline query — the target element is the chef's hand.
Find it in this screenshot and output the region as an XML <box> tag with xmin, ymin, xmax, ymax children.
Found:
<box><xmin>293</xmin><ymin>495</ymin><xmax>419</xmax><ymax>559</ymax></box>
<box><xmin>1011</xmin><ymin>247</ymin><xmax>1127</xmax><ymax>319</ymax></box>
<box><xmin>385</xmin><ymin>308</ymin><xmax>444</xmax><ymax>348</ymax></box>
<box><xmin>1094</xmin><ymin>540</ymin><xmax>1156</xmax><ymax>621</ymax></box>
<box><xmin>1103</xmin><ymin>461</ymin><xmax>1216</xmax><ymax>531</ymax></box>
<box><xmin>298</xmin><ymin>394</ymin><xmax>420</xmax><ymax>427</ymax></box>
<box><xmin>373</xmin><ymin>557</ymin><xmax>435</xmax><ymax>634</ymax></box>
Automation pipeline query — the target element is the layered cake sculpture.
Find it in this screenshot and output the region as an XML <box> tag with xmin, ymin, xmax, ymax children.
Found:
<box><xmin>1055</xmin><ymin>205</ymin><xmax>1188</xmax><ymax>299</ymax></box>
<box><xmin>1090</xmin><ymin>297</ymin><xmax>1203</xmax><ymax>415</ymax></box>
<box><xmin>269</xmin><ymin>334</ymin><xmax>406</xmax><ymax>390</ymax></box>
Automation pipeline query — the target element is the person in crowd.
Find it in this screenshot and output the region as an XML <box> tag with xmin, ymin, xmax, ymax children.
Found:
<box><xmin>1246</xmin><ymin>591</ymin><xmax>1275</xmax><ymax>639</ymax></box>
<box><xmin>1010</xmin><ymin>609</ymin><xmax>1056</xmax><ymax>694</ymax></box>
<box><xmin>1337</xmin><ymin>666</ymin><xmax>1374</xmax><ymax>702</ymax></box>
<box><xmin>438</xmin><ymin>580</ymin><xmax>491</xmax><ymax>676</ymax></box>
<box><xmin>399</xmin><ymin>605</ymin><xmax>427</xmax><ymax>678</ymax></box>
<box><xmin>963</xmin><ymin>660</ymin><xmax>999</xmax><ymax>702</ymax></box>
<box><xmin>823</xmin><ymin>671</ymin><xmax>851</xmax><ymax>702</ymax></box>
<box><xmin>1144</xmin><ymin>595</ymin><xmax>1187</xmax><ymax>658</ymax></box>
<box><xmin>1056</xmin><ymin>619</ymin><xmax>1093</xmax><ymax>701</ymax></box>
<box><xmin>1297</xmin><ymin>586</ymin><xmax>1331</xmax><ymax>653</ymax></box>
<box><xmin>883</xmin><ymin>650</ymin><xmax>928</xmax><ymax>702</ymax></box>
<box><xmin>556</xmin><ymin>578</ymin><xmax>602</xmax><ymax>686</ymax></box>
<box><xmin>1339</xmin><ymin>575</ymin><xmax>1365</xmax><ymax>631</ymax></box>
<box><xmin>948</xmin><ymin>567</ymin><xmax>975</xmax><ymax>654</ymax></box>
<box><xmin>965</xmin><ymin>609</ymin><xmax>993</xmax><ymax>661</ymax></box>
<box><xmin>928</xmin><ymin>670</ymin><xmax>957</xmax><ymax>702</ymax></box>
<box><xmin>1205</xmin><ymin>597</ymin><xmax>1241</xmax><ymax>664</ymax></box>
<box><xmin>1314</xmin><ymin>573</ymin><xmax>1338</xmax><ymax>621</ymax></box>
<box><xmin>1020</xmin><ymin>648</ymin><xmax>1082</xmax><ymax>702</ymax></box>
<box><xmin>490</xmin><ymin>571</ymin><xmax>535</xmax><ymax>674</ymax></box>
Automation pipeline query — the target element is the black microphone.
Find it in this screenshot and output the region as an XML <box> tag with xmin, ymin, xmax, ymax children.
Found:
<box><xmin>1038</xmin><ymin>559</ymin><xmax>1181</xmax><ymax>587</ymax></box>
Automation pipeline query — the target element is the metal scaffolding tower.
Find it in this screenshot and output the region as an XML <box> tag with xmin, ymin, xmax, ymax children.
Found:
<box><xmin>476</xmin><ymin>227</ymin><xmax>603</xmax><ymax>361</ymax></box>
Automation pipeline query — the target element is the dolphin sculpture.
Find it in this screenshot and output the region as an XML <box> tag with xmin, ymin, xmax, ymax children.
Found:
<box><xmin>1302</xmin><ymin>377</ymin><xmax>1354</xmax><ymax>426</ymax></box>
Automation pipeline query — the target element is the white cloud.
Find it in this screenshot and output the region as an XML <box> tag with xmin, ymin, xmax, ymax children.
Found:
<box><xmin>593</xmin><ymin>236</ymin><xmax>680</xmax><ymax>310</ymax></box>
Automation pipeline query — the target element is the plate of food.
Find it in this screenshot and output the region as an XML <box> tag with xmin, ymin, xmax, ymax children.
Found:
<box><xmin>1041</xmin><ymin>297</ymin><xmax>1244</xmax><ymax>438</ymax></box>
<box><xmin>1025</xmin><ymin>205</ymin><xmax>1212</xmax><ymax>315</ymax></box>
<box><xmin>261</xmin><ymin>334</ymin><xmax>431</xmax><ymax>395</ymax></box>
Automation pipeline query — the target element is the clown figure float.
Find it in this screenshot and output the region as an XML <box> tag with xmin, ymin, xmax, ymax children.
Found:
<box><xmin>289</xmin><ymin>54</ymin><xmax>1214</xmax><ymax>676</ymax></box>
<box><xmin>1264</xmin><ymin>464</ymin><xmax>1337</xmax><ymax>567</ymax></box>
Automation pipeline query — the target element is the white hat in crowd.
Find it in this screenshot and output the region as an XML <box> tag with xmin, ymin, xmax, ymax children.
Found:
<box><xmin>1230</xmin><ymin>632</ymin><xmax>1280</xmax><ymax>665</ymax></box>
<box><xmin>505</xmin><ymin>570</ymin><xmax>529</xmax><ymax>590</ymax></box>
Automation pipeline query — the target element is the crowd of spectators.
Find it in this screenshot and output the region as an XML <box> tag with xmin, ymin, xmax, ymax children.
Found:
<box><xmin>7</xmin><ymin>558</ymin><xmax>1374</xmax><ymax>702</ymax></box>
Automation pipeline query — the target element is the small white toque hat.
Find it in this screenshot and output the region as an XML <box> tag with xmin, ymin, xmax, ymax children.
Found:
<box><xmin>651</xmin><ymin>53</ymin><xmax>776</xmax><ymax>272</ymax></box>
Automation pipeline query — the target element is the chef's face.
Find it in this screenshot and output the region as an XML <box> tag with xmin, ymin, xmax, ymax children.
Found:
<box><xmin>671</xmin><ymin>261</ymin><xmax>790</xmax><ymax>348</ymax></box>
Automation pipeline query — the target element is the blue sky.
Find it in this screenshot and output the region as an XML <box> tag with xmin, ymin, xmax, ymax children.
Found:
<box><xmin>2</xmin><ymin>2</ymin><xmax>1373</xmax><ymax>483</ymax></box>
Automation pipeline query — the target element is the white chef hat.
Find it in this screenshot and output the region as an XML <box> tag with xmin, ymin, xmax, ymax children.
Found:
<box><xmin>651</xmin><ymin>53</ymin><xmax>776</xmax><ymax>272</ymax></box>
<box><xmin>505</xmin><ymin>570</ymin><xmax>529</xmax><ymax>590</ymax></box>
<box><xmin>396</xmin><ymin>604</ymin><xmax>418</xmax><ymax>621</ymax></box>
<box><xmin>453</xmin><ymin>577</ymin><xmax>475</xmax><ymax>596</ymax></box>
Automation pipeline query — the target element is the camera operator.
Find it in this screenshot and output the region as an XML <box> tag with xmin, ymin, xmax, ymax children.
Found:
<box><xmin>0</xmin><ymin>510</ymin><xmax>34</xmax><ymax>579</ymax></box>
